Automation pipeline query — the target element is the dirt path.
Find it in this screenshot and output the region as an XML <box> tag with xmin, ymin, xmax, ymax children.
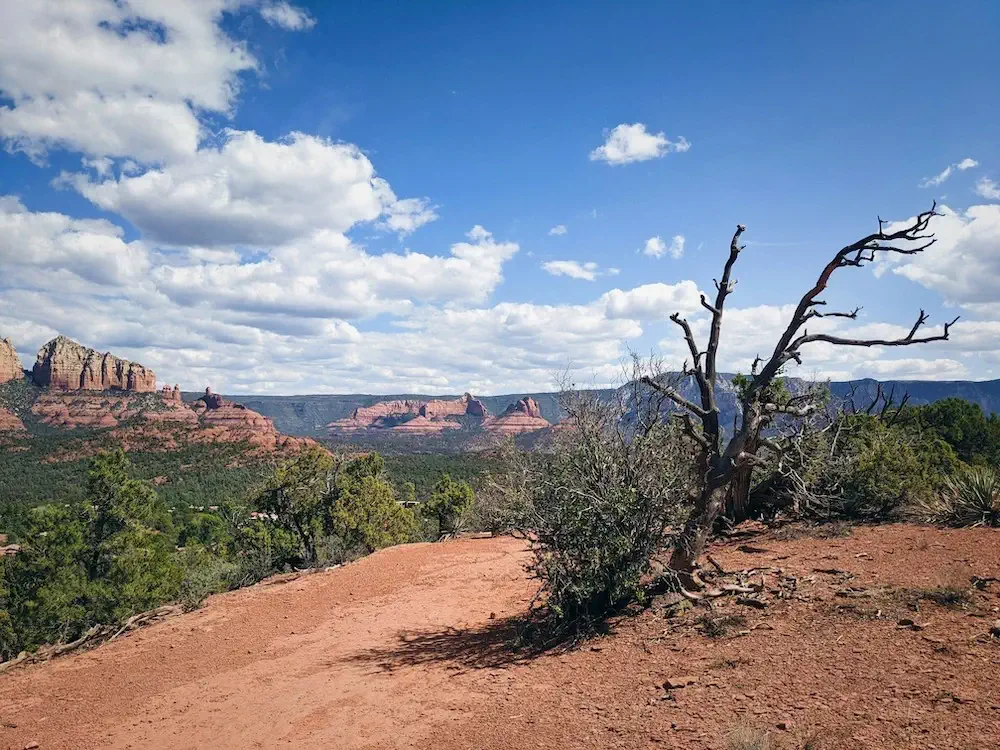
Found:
<box><xmin>0</xmin><ymin>538</ymin><xmax>535</xmax><ymax>749</ymax></box>
<box><xmin>2</xmin><ymin>526</ymin><xmax>999</xmax><ymax>749</ymax></box>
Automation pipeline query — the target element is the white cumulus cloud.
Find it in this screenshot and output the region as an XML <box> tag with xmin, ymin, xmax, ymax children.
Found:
<box><xmin>542</xmin><ymin>260</ymin><xmax>601</xmax><ymax>281</ymax></box>
<box><xmin>0</xmin><ymin>0</ymin><xmax>313</xmax><ymax>163</ymax></box>
<box><xmin>589</xmin><ymin>123</ymin><xmax>690</xmax><ymax>166</ymax></box>
<box><xmin>548</xmin><ymin>224</ymin><xmax>568</xmax><ymax>236</ymax></box>
<box><xmin>67</xmin><ymin>129</ymin><xmax>436</xmax><ymax>247</ymax></box>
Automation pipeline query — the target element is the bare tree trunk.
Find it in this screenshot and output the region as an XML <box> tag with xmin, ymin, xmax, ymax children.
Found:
<box><xmin>668</xmin><ymin>482</ymin><xmax>727</xmax><ymax>582</ymax></box>
<box><xmin>644</xmin><ymin>207</ymin><xmax>955</xmax><ymax>584</ymax></box>
<box><xmin>725</xmin><ymin>448</ymin><xmax>755</xmax><ymax>522</ymax></box>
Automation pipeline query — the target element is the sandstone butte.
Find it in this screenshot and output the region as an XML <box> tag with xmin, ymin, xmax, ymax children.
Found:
<box><xmin>484</xmin><ymin>397</ymin><xmax>551</xmax><ymax>435</ymax></box>
<box><xmin>0</xmin><ymin>337</ymin><xmax>23</xmax><ymax>384</ymax></box>
<box><xmin>32</xmin><ymin>335</ymin><xmax>157</xmax><ymax>392</ymax></box>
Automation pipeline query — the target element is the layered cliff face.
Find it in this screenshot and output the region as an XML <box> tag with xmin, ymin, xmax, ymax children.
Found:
<box><xmin>32</xmin><ymin>336</ymin><xmax>157</xmax><ymax>392</ymax></box>
<box><xmin>0</xmin><ymin>338</ymin><xmax>23</xmax><ymax>384</ymax></box>
<box><xmin>485</xmin><ymin>397</ymin><xmax>550</xmax><ymax>434</ymax></box>
<box><xmin>188</xmin><ymin>388</ymin><xmax>310</xmax><ymax>451</ymax></box>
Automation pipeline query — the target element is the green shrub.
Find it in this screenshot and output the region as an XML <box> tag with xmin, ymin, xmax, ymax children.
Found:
<box><xmin>177</xmin><ymin>548</ymin><xmax>239</xmax><ymax>611</ymax></box>
<box><xmin>422</xmin><ymin>474</ymin><xmax>475</xmax><ymax>535</ymax></box>
<box><xmin>331</xmin><ymin>473</ymin><xmax>419</xmax><ymax>552</ymax></box>
<box><xmin>525</xmin><ymin>391</ymin><xmax>691</xmax><ymax>631</ymax></box>
<box><xmin>767</xmin><ymin>413</ymin><xmax>947</xmax><ymax>522</ymax></box>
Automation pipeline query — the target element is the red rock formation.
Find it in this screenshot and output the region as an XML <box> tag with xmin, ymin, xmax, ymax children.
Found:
<box><xmin>31</xmin><ymin>392</ymin><xmax>137</xmax><ymax>429</ymax></box>
<box><xmin>198</xmin><ymin>387</ymin><xmax>226</xmax><ymax>409</ymax></box>
<box><xmin>29</xmin><ymin>385</ymin><xmax>313</xmax><ymax>460</ymax></box>
<box><xmin>0</xmin><ymin>338</ymin><xmax>23</xmax><ymax>384</ymax></box>
<box><xmin>329</xmin><ymin>393</ymin><xmax>488</xmax><ymax>433</ymax></box>
<box><xmin>328</xmin><ymin>399</ymin><xmax>424</xmax><ymax>431</ymax></box>
<box><xmin>161</xmin><ymin>384</ymin><xmax>182</xmax><ymax>402</ymax></box>
<box><xmin>485</xmin><ymin>397</ymin><xmax>550</xmax><ymax>435</ymax></box>
<box><xmin>32</xmin><ymin>336</ymin><xmax>156</xmax><ymax>392</ymax></box>
<box><xmin>420</xmin><ymin>393</ymin><xmax>488</xmax><ymax>419</ymax></box>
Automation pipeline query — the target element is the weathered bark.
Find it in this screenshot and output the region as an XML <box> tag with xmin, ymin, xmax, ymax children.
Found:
<box><xmin>668</xmin><ymin>483</ymin><xmax>727</xmax><ymax>585</ymax></box>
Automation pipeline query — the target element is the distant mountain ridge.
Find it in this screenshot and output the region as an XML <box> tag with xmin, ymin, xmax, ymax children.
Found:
<box><xmin>207</xmin><ymin>377</ymin><xmax>1000</xmax><ymax>437</ymax></box>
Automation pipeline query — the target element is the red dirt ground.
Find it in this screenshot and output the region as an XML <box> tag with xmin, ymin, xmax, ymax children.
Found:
<box><xmin>1</xmin><ymin>524</ymin><xmax>998</xmax><ymax>749</ymax></box>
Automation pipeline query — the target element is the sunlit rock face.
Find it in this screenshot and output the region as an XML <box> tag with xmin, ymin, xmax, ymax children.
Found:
<box><xmin>32</xmin><ymin>336</ymin><xmax>156</xmax><ymax>392</ymax></box>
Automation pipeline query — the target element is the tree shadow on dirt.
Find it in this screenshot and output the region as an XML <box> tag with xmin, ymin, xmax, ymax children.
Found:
<box><xmin>343</xmin><ymin>612</ymin><xmax>598</xmax><ymax>674</ymax></box>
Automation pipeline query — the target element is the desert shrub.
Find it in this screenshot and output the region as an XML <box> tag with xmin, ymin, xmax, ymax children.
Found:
<box><xmin>525</xmin><ymin>388</ymin><xmax>692</xmax><ymax>631</ymax></box>
<box><xmin>243</xmin><ymin>449</ymin><xmax>418</xmax><ymax>578</ymax></box>
<box><xmin>902</xmin><ymin>397</ymin><xmax>1000</xmax><ymax>466</ymax></box>
<box><xmin>422</xmin><ymin>474</ymin><xmax>475</xmax><ymax>536</ymax></box>
<box><xmin>230</xmin><ymin>519</ymin><xmax>300</xmax><ymax>586</ymax></box>
<box><xmin>909</xmin><ymin>465</ymin><xmax>1000</xmax><ymax>527</ymax></box>
<box><xmin>468</xmin><ymin>438</ymin><xmax>537</xmax><ymax>534</ymax></box>
<box><xmin>178</xmin><ymin>511</ymin><xmax>234</xmax><ymax>554</ymax></box>
<box><xmin>762</xmin><ymin>413</ymin><xmax>946</xmax><ymax>522</ymax></box>
<box><xmin>177</xmin><ymin>547</ymin><xmax>239</xmax><ymax>611</ymax></box>
<box><xmin>252</xmin><ymin>444</ymin><xmax>336</xmax><ymax>565</ymax></box>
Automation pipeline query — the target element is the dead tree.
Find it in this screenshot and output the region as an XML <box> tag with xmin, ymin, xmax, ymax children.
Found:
<box><xmin>642</xmin><ymin>204</ymin><xmax>957</xmax><ymax>587</ymax></box>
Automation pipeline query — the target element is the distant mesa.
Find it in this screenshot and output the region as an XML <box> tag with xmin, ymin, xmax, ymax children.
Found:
<box><xmin>327</xmin><ymin>392</ymin><xmax>550</xmax><ymax>437</ymax></box>
<box><xmin>485</xmin><ymin>397</ymin><xmax>550</xmax><ymax>434</ymax></box>
<box><xmin>32</xmin><ymin>335</ymin><xmax>156</xmax><ymax>392</ymax></box>
<box><xmin>420</xmin><ymin>393</ymin><xmax>488</xmax><ymax>419</ymax></box>
<box><xmin>328</xmin><ymin>392</ymin><xmax>490</xmax><ymax>434</ymax></box>
<box><xmin>0</xmin><ymin>338</ymin><xmax>23</xmax><ymax>385</ymax></box>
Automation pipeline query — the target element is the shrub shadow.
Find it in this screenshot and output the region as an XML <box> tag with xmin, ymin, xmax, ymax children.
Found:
<box><xmin>343</xmin><ymin>612</ymin><xmax>588</xmax><ymax>674</ymax></box>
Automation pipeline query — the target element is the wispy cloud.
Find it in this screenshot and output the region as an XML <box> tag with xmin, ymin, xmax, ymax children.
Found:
<box><xmin>919</xmin><ymin>157</ymin><xmax>978</xmax><ymax>188</ymax></box>
<box><xmin>974</xmin><ymin>176</ymin><xmax>1000</xmax><ymax>201</ymax></box>
<box><xmin>542</xmin><ymin>259</ymin><xmax>617</xmax><ymax>281</ymax></box>
<box><xmin>548</xmin><ymin>224</ymin><xmax>568</xmax><ymax>236</ymax></box>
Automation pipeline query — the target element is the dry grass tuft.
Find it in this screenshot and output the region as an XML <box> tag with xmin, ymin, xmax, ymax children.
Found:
<box><xmin>726</xmin><ymin>722</ymin><xmax>773</xmax><ymax>750</ymax></box>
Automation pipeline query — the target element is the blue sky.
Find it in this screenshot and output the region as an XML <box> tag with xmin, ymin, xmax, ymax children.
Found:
<box><xmin>1</xmin><ymin>1</ymin><xmax>999</xmax><ymax>394</ymax></box>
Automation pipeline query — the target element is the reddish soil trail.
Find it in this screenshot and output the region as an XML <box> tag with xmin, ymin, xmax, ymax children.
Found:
<box><xmin>2</xmin><ymin>525</ymin><xmax>999</xmax><ymax>750</ymax></box>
